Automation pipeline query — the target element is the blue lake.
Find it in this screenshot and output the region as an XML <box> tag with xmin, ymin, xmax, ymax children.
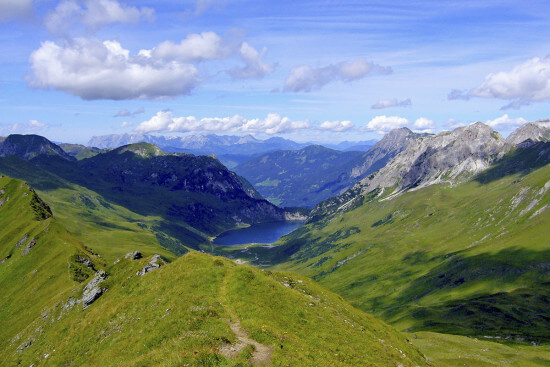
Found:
<box><xmin>213</xmin><ymin>221</ymin><xmax>304</xmax><ymax>246</ymax></box>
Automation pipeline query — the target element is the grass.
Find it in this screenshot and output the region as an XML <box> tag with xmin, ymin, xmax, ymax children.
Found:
<box><xmin>1</xmin><ymin>174</ymin><xmax>430</xmax><ymax>366</ymax></box>
<box><xmin>410</xmin><ymin>332</ymin><xmax>550</xmax><ymax>366</ymax></box>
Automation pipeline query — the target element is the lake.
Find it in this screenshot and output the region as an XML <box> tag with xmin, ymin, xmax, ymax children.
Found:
<box><xmin>213</xmin><ymin>221</ymin><xmax>304</xmax><ymax>246</ymax></box>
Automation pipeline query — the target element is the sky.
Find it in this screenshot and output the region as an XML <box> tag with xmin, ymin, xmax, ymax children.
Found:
<box><xmin>0</xmin><ymin>0</ymin><xmax>549</xmax><ymax>144</ymax></box>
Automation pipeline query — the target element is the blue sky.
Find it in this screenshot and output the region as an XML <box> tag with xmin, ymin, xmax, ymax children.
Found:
<box><xmin>0</xmin><ymin>0</ymin><xmax>549</xmax><ymax>144</ymax></box>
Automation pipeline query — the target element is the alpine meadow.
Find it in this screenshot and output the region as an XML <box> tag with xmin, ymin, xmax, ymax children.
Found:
<box><xmin>1</xmin><ymin>1</ymin><xmax>549</xmax><ymax>366</ymax></box>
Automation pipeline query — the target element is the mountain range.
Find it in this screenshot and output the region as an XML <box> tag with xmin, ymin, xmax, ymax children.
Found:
<box><xmin>87</xmin><ymin>133</ymin><xmax>376</xmax><ymax>157</ymax></box>
<box><xmin>1</xmin><ymin>119</ymin><xmax>549</xmax><ymax>366</ymax></box>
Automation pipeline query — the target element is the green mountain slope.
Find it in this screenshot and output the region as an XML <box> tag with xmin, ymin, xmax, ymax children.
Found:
<box><xmin>234</xmin><ymin>145</ymin><xmax>363</xmax><ymax>207</ymax></box>
<box><xmin>257</xmin><ymin>143</ymin><xmax>550</xmax><ymax>342</ymax></box>
<box><xmin>0</xmin><ymin>175</ymin><xmax>428</xmax><ymax>367</ymax></box>
<box><xmin>58</xmin><ymin>143</ymin><xmax>108</xmax><ymax>160</ymax></box>
<box><xmin>0</xmin><ymin>176</ymin><xmax>103</xmax><ymax>359</ymax></box>
<box><xmin>0</xmin><ymin>136</ymin><xmax>287</xmax><ymax>256</ymax></box>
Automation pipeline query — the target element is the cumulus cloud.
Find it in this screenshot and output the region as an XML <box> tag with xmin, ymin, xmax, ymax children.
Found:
<box><xmin>150</xmin><ymin>32</ymin><xmax>230</xmax><ymax>62</ymax></box>
<box><xmin>448</xmin><ymin>55</ymin><xmax>550</xmax><ymax>109</ymax></box>
<box><xmin>227</xmin><ymin>42</ymin><xmax>274</xmax><ymax>79</ymax></box>
<box><xmin>485</xmin><ymin>114</ymin><xmax>527</xmax><ymax>130</ymax></box>
<box><xmin>45</xmin><ymin>0</ymin><xmax>154</xmax><ymax>34</ymax></box>
<box><xmin>114</xmin><ymin>107</ymin><xmax>145</xmax><ymax>117</ymax></box>
<box><xmin>284</xmin><ymin>59</ymin><xmax>392</xmax><ymax>92</ymax></box>
<box><xmin>0</xmin><ymin>0</ymin><xmax>33</xmax><ymax>22</ymax></box>
<box><xmin>28</xmin><ymin>38</ymin><xmax>200</xmax><ymax>100</ymax></box>
<box><xmin>318</xmin><ymin>120</ymin><xmax>354</xmax><ymax>132</ymax></box>
<box><xmin>363</xmin><ymin>115</ymin><xmax>410</xmax><ymax>134</ymax></box>
<box><xmin>371</xmin><ymin>98</ymin><xmax>411</xmax><ymax>109</ymax></box>
<box><xmin>413</xmin><ymin>117</ymin><xmax>435</xmax><ymax>133</ymax></box>
<box><xmin>135</xmin><ymin>111</ymin><xmax>310</xmax><ymax>135</ymax></box>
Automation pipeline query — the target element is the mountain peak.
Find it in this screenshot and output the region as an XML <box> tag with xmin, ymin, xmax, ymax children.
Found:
<box><xmin>506</xmin><ymin>122</ymin><xmax>550</xmax><ymax>146</ymax></box>
<box><xmin>0</xmin><ymin>134</ymin><xmax>74</xmax><ymax>161</ymax></box>
<box><xmin>114</xmin><ymin>142</ymin><xmax>166</xmax><ymax>158</ymax></box>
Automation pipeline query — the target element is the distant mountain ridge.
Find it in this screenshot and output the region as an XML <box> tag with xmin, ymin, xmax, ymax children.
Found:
<box><xmin>235</xmin><ymin>128</ymin><xmax>417</xmax><ymax>208</ymax></box>
<box><xmin>234</xmin><ymin>145</ymin><xmax>364</xmax><ymax>207</ymax></box>
<box><xmin>88</xmin><ymin>133</ymin><xmax>308</xmax><ymax>156</ymax></box>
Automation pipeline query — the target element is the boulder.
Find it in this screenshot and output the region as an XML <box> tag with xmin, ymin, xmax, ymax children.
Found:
<box><xmin>82</xmin><ymin>270</ymin><xmax>108</xmax><ymax>310</ymax></box>
<box><xmin>125</xmin><ymin>251</ymin><xmax>143</xmax><ymax>260</ymax></box>
<box><xmin>137</xmin><ymin>254</ymin><xmax>164</xmax><ymax>276</ymax></box>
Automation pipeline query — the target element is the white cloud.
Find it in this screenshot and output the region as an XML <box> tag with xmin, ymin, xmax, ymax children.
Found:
<box><xmin>114</xmin><ymin>107</ymin><xmax>145</xmax><ymax>117</ymax></box>
<box><xmin>284</xmin><ymin>59</ymin><xmax>392</xmax><ymax>92</ymax></box>
<box><xmin>0</xmin><ymin>0</ymin><xmax>33</xmax><ymax>23</ymax></box>
<box><xmin>371</xmin><ymin>98</ymin><xmax>411</xmax><ymax>109</ymax></box>
<box><xmin>29</xmin><ymin>119</ymin><xmax>46</xmax><ymax>129</ymax></box>
<box><xmin>364</xmin><ymin>115</ymin><xmax>410</xmax><ymax>134</ymax></box>
<box><xmin>413</xmin><ymin>117</ymin><xmax>435</xmax><ymax>133</ymax></box>
<box><xmin>227</xmin><ymin>42</ymin><xmax>274</xmax><ymax>79</ymax></box>
<box><xmin>151</xmin><ymin>32</ymin><xmax>230</xmax><ymax>62</ymax></box>
<box><xmin>28</xmin><ymin>38</ymin><xmax>200</xmax><ymax>100</ymax></box>
<box><xmin>318</xmin><ymin>120</ymin><xmax>354</xmax><ymax>132</ymax></box>
<box><xmin>121</xmin><ymin>121</ymin><xmax>133</xmax><ymax>128</ymax></box>
<box><xmin>448</xmin><ymin>55</ymin><xmax>550</xmax><ymax>109</ymax></box>
<box><xmin>485</xmin><ymin>114</ymin><xmax>527</xmax><ymax>130</ymax></box>
<box><xmin>135</xmin><ymin>111</ymin><xmax>310</xmax><ymax>135</ymax></box>
<box><xmin>45</xmin><ymin>0</ymin><xmax>154</xmax><ymax>34</ymax></box>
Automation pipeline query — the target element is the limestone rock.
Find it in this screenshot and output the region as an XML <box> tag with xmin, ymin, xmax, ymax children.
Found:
<box><xmin>82</xmin><ymin>270</ymin><xmax>108</xmax><ymax>310</ymax></box>
<box><xmin>137</xmin><ymin>254</ymin><xmax>164</xmax><ymax>276</ymax></box>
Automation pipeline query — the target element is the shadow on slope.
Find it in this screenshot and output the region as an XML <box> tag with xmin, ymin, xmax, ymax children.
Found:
<box><xmin>475</xmin><ymin>141</ymin><xmax>550</xmax><ymax>184</ymax></box>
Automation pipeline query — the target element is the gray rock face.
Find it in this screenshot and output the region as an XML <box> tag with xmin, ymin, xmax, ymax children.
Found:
<box><xmin>82</xmin><ymin>270</ymin><xmax>107</xmax><ymax>310</ymax></box>
<box><xmin>348</xmin><ymin>127</ymin><xmax>420</xmax><ymax>179</ymax></box>
<box><xmin>125</xmin><ymin>251</ymin><xmax>143</xmax><ymax>260</ymax></box>
<box><xmin>506</xmin><ymin>121</ymin><xmax>550</xmax><ymax>146</ymax></box>
<box><xmin>137</xmin><ymin>254</ymin><xmax>164</xmax><ymax>276</ymax></box>
<box><xmin>359</xmin><ymin>122</ymin><xmax>507</xmax><ymax>194</ymax></box>
<box><xmin>21</xmin><ymin>238</ymin><xmax>36</xmax><ymax>256</ymax></box>
<box><xmin>309</xmin><ymin>122</ymin><xmax>512</xmax><ymax>219</ymax></box>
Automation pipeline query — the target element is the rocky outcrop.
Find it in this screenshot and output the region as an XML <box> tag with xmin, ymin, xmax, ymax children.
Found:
<box><xmin>348</xmin><ymin>127</ymin><xmax>420</xmax><ymax>179</ymax></box>
<box><xmin>21</xmin><ymin>238</ymin><xmax>36</xmax><ymax>256</ymax></box>
<box><xmin>137</xmin><ymin>255</ymin><xmax>164</xmax><ymax>276</ymax></box>
<box><xmin>82</xmin><ymin>270</ymin><xmax>108</xmax><ymax>310</ymax></box>
<box><xmin>125</xmin><ymin>251</ymin><xmax>143</xmax><ymax>260</ymax></box>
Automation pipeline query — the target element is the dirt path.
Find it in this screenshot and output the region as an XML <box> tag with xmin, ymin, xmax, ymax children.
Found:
<box><xmin>218</xmin><ymin>270</ymin><xmax>273</xmax><ymax>366</ymax></box>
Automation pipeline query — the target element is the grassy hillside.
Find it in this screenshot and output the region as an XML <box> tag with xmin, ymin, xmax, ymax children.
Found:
<box><xmin>249</xmin><ymin>145</ymin><xmax>550</xmax><ymax>342</ymax></box>
<box><xmin>0</xmin><ymin>157</ymin><xmax>182</xmax><ymax>262</ymax></box>
<box><xmin>0</xmin><ymin>176</ymin><xmax>102</xmax><ymax>359</ymax></box>
<box><xmin>0</xmin><ymin>176</ymin><xmax>428</xmax><ymax>366</ymax></box>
